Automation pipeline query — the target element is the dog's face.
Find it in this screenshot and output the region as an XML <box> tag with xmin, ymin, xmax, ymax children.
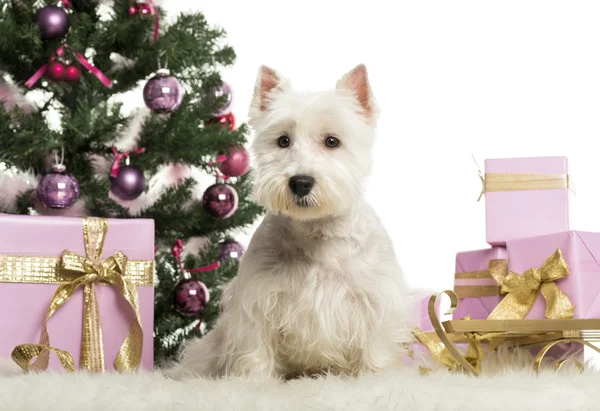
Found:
<box><xmin>248</xmin><ymin>64</ymin><xmax>379</xmax><ymax>221</ymax></box>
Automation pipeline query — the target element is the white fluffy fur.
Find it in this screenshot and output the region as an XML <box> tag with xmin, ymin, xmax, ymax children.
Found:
<box><xmin>164</xmin><ymin>65</ymin><xmax>413</xmax><ymax>380</ymax></box>
<box><xmin>0</xmin><ymin>353</ymin><xmax>596</xmax><ymax>411</ymax></box>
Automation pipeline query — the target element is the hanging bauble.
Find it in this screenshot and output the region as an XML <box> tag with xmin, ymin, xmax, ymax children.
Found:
<box><xmin>173</xmin><ymin>278</ymin><xmax>210</xmax><ymax>316</ymax></box>
<box><xmin>64</xmin><ymin>64</ymin><xmax>81</xmax><ymax>83</ymax></box>
<box><xmin>35</xmin><ymin>5</ymin><xmax>70</xmax><ymax>41</ymax></box>
<box><xmin>202</xmin><ymin>183</ymin><xmax>238</xmax><ymax>219</ymax></box>
<box><xmin>110</xmin><ymin>164</ymin><xmax>145</xmax><ymax>201</ymax></box>
<box><xmin>37</xmin><ymin>163</ymin><xmax>80</xmax><ymax>209</ymax></box>
<box><xmin>46</xmin><ymin>60</ymin><xmax>67</xmax><ymax>82</ymax></box>
<box><xmin>143</xmin><ymin>73</ymin><xmax>184</xmax><ymax>114</ymax></box>
<box><xmin>128</xmin><ymin>1</ymin><xmax>155</xmax><ymax>16</ymax></box>
<box><xmin>206</xmin><ymin>82</ymin><xmax>233</xmax><ymax>116</ymax></box>
<box><xmin>218</xmin><ymin>145</ymin><xmax>250</xmax><ymax>177</ymax></box>
<box><xmin>208</xmin><ymin>112</ymin><xmax>235</xmax><ymax>130</ymax></box>
<box><xmin>218</xmin><ymin>240</ymin><xmax>244</xmax><ymax>262</ymax></box>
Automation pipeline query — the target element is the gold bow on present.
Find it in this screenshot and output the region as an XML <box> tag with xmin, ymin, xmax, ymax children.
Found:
<box><xmin>487</xmin><ymin>249</ymin><xmax>575</xmax><ymax>320</ymax></box>
<box><xmin>9</xmin><ymin>218</ymin><xmax>152</xmax><ymax>373</ymax></box>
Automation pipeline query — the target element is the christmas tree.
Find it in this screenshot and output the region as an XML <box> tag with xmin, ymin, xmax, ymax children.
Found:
<box><xmin>0</xmin><ymin>0</ymin><xmax>263</xmax><ymax>366</ymax></box>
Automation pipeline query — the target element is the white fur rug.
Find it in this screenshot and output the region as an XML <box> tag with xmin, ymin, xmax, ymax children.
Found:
<box><xmin>0</xmin><ymin>356</ymin><xmax>598</xmax><ymax>411</ymax></box>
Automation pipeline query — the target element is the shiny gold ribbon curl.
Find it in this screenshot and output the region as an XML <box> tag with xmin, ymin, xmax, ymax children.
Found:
<box><xmin>413</xmin><ymin>291</ymin><xmax>485</xmax><ymax>376</ymax></box>
<box><xmin>487</xmin><ymin>249</ymin><xmax>575</xmax><ymax>320</ymax></box>
<box><xmin>9</xmin><ymin>218</ymin><xmax>151</xmax><ymax>373</ymax></box>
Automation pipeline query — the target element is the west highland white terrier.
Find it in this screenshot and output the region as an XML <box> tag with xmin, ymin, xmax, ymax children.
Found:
<box><xmin>165</xmin><ymin>64</ymin><xmax>413</xmax><ymax>380</ymax></box>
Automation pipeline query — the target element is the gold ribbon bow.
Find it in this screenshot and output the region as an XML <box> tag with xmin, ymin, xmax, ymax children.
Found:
<box><xmin>10</xmin><ymin>218</ymin><xmax>146</xmax><ymax>373</ymax></box>
<box><xmin>487</xmin><ymin>249</ymin><xmax>575</xmax><ymax>320</ymax></box>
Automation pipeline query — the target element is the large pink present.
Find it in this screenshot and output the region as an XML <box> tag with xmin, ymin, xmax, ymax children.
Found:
<box><xmin>490</xmin><ymin>230</ymin><xmax>600</xmax><ymax>320</ymax></box>
<box><xmin>483</xmin><ymin>156</ymin><xmax>574</xmax><ymax>246</ymax></box>
<box><xmin>452</xmin><ymin>247</ymin><xmax>507</xmax><ymax>320</ymax></box>
<box><xmin>0</xmin><ymin>214</ymin><xmax>155</xmax><ymax>372</ymax></box>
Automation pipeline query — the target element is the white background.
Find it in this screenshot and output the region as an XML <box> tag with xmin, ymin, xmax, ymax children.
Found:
<box><xmin>161</xmin><ymin>0</ymin><xmax>600</xmax><ymax>291</ymax></box>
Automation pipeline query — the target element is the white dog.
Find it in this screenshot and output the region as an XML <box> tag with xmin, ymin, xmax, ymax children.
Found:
<box><xmin>165</xmin><ymin>64</ymin><xmax>413</xmax><ymax>380</ymax></box>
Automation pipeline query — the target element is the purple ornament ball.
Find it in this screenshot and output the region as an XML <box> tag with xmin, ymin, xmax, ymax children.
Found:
<box><xmin>110</xmin><ymin>164</ymin><xmax>145</xmax><ymax>201</ymax></box>
<box><xmin>218</xmin><ymin>145</ymin><xmax>250</xmax><ymax>177</ymax></box>
<box><xmin>173</xmin><ymin>279</ymin><xmax>210</xmax><ymax>316</ymax></box>
<box><xmin>143</xmin><ymin>73</ymin><xmax>185</xmax><ymax>114</ymax></box>
<box><xmin>37</xmin><ymin>164</ymin><xmax>80</xmax><ymax>209</ymax></box>
<box><xmin>202</xmin><ymin>183</ymin><xmax>238</xmax><ymax>219</ymax></box>
<box><xmin>35</xmin><ymin>6</ymin><xmax>70</xmax><ymax>41</ymax></box>
<box><xmin>206</xmin><ymin>82</ymin><xmax>233</xmax><ymax>116</ymax></box>
<box><xmin>218</xmin><ymin>240</ymin><xmax>244</xmax><ymax>262</ymax></box>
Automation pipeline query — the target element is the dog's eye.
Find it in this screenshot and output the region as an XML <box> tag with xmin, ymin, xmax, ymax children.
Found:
<box><xmin>277</xmin><ymin>136</ymin><xmax>290</xmax><ymax>148</ymax></box>
<box><xmin>325</xmin><ymin>136</ymin><xmax>340</xmax><ymax>148</ymax></box>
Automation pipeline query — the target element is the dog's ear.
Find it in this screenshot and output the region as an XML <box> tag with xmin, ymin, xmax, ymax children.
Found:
<box><xmin>336</xmin><ymin>64</ymin><xmax>379</xmax><ymax>123</ymax></box>
<box><xmin>249</xmin><ymin>65</ymin><xmax>288</xmax><ymax>119</ymax></box>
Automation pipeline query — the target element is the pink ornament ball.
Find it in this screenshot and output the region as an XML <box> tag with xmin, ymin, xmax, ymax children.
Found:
<box><xmin>46</xmin><ymin>61</ymin><xmax>67</xmax><ymax>82</ymax></box>
<box><xmin>218</xmin><ymin>146</ymin><xmax>250</xmax><ymax>177</ymax></box>
<box><xmin>110</xmin><ymin>164</ymin><xmax>145</xmax><ymax>201</ymax></box>
<box><xmin>206</xmin><ymin>82</ymin><xmax>233</xmax><ymax>116</ymax></box>
<box><xmin>35</xmin><ymin>5</ymin><xmax>70</xmax><ymax>41</ymax></box>
<box><xmin>173</xmin><ymin>279</ymin><xmax>210</xmax><ymax>316</ymax></box>
<box><xmin>143</xmin><ymin>73</ymin><xmax>185</xmax><ymax>114</ymax></box>
<box><xmin>202</xmin><ymin>183</ymin><xmax>238</xmax><ymax>219</ymax></box>
<box><xmin>218</xmin><ymin>240</ymin><xmax>244</xmax><ymax>262</ymax></box>
<box><xmin>37</xmin><ymin>164</ymin><xmax>80</xmax><ymax>209</ymax></box>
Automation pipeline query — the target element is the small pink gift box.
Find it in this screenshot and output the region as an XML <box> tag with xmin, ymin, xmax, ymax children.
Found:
<box><xmin>483</xmin><ymin>156</ymin><xmax>574</xmax><ymax>246</ymax></box>
<box><xmin>502</xmin><ymin>230</ymin><xmax>600</xmax><ymax>320</ymax></box>
<box><xmin>0</xmin><ymin>214</ymin><xmax>155</xmax><ymax>372</ymax></box>
<box><xmin>452</xmin><ymin>247</ymin><xmax>507</xmax><ymax>320</ymax></box>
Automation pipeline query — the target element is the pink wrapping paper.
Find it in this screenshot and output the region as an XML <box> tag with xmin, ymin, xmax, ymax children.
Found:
<box><xmin>484</xmin><ymin>156</ymin><xmax>574</xmax><ymax>246</ymax></box>
<box><xmin>506</xmin><ymin>230</ymin><xmax>600</xmax><ymax>319</ymax></box>
<box><xmin>0</xmin><ymin>214</ymin><xmax>155</xmax><ymax>372</ymax></box>
<box><xmin>453</xmin><ymin>247</ymin><xmax>507</xmax><ymax>320</ymax></box>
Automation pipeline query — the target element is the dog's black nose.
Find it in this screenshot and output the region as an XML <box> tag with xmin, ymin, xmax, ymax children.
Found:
<box><xmin>289</xmin><ymin>175</ymin><xmax>315</xmax><ymax>197</ymax></box>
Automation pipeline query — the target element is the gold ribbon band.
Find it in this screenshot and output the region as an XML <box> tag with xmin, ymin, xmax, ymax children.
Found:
<box><xmin>454</xmin><ymin>285</ymin><xmax>502</xmax><ymax>298</ymax></box>
<box><xmin>0</xmin><ymin>255</ymin><xmax>153</xmax><ymax>286</ymax></box>
<box><xmin>454</xmin><ymin>259</ymin><xmax>508</xmax><ymax>298</ymax></box>
<box><xmin>484</xmin><ymin>173</ymin><xmax>569</xmax><ymax>193</ymax></box>
<box><xmin>7</xmin><ymin>217</ymin><xmax>152</xmax><ymax>373</ymax></box>
<box><xmin>454</xmin><ymin>270</ymin><xmax>492</xmax><ymax>280</ymax></box>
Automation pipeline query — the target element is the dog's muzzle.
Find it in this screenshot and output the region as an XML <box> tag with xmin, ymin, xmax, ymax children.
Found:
<box><xmin>288</xmin><ymin>175</ymin><xmax>314</xmax><ymax>197</ymax></box>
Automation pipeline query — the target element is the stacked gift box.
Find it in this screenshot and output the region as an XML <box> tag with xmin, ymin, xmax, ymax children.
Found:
<box><xmin>413</xmin><ymin>156</ymin><xmax>592</xmax><ymax>369</ymax></box>
<box><xmin>452</xmin><ymin>156</ymin><xmax>586</xmax><ymax>322</ymax></box>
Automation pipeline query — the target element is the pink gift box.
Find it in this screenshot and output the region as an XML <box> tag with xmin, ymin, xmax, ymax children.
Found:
<box><xmin>453</xmin><ymin>247</ymin><xmax>507</xmax><ymax>320</ymax></box>
<box><xmin>484</xmin><ymin>156</ymin><xmax>574</xmax><ymax>246</ymax></box>
<box><xmin>0</xmin><ymin>214</ymin><xmax>155</xmax><ymax>372</ymax></box>
<box><xmin>506</xmin><ymin>230</ymin><xmax>600</xmax><ymax>319</ymax></box>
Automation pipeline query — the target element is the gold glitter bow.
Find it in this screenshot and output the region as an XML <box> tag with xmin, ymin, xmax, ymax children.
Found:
<box><xmin>487</xmin><ymin>249</ymin><xmax>575</xmax><ymax>320</ymax></box>
<box><xmin>10</xmin><ymin>218</ymin><xmax>148</xmax><ymax>373</ymax></box>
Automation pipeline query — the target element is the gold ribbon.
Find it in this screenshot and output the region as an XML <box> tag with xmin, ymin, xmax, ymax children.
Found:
<box><xmin>478</xmin><ymin>172</ymin><xmax>569</xmax><ymax>201</ymax></box>
<box><xmin>413</xmin><ymin>291</ymin><xmax>485</xmax><ymax>376</ymax></box>
<box><xmin>453</xmin><ymin>259</ymin><xmax>508</xmax><ymax>299</ymax></box>
<box><xmin>487</xmin><ymin>249</ymin><xmax>575</xmax><ymax>320</ymax></box>
<box><xmin>413</xmin><ymin>328</ymin><xmax>483</xmax><ymax>374</ymax></box>
<box><xmin>8</xmin><ymin>218</ymin><xmax>152</xmax><ymax>373</ymax></box>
